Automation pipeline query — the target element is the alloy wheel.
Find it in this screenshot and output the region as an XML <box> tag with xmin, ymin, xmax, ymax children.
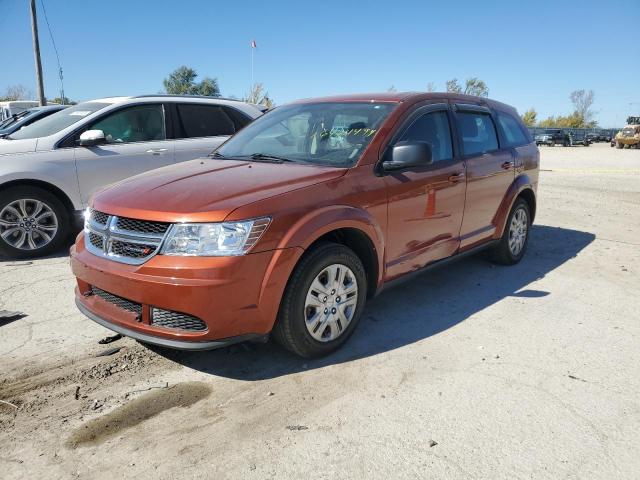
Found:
<box><xmin>508</xmin><ymin>207</ymin><xmax>528</xmax><ymax>256</ymax></box>
<box><xmin>0</xmin><ymin>198</ymin><xmax>58</xmax><ymax>250</ymax></box>
<box><xmin>304</xmin><ymin>263</ymin><xmax>358</xmax><ymax>342</ymax></box>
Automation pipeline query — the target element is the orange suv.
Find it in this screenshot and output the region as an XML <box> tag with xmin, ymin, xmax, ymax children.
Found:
<box><xmin>71</xmin><ymin>93</ymin><xmax>539</xmax><ymax>357</ymax></box>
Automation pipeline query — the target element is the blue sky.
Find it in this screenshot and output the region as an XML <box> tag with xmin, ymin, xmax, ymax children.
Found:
<box><xmin>1</xmin><ymin>0</ymin><xmax>638</xmax><ymax>127</ymax></box>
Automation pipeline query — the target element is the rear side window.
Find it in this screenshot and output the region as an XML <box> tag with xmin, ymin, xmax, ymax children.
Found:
<box><xmin>496</xmin><ymin>112</ymin><xmax>528</xmax><ymax>147</ymax></box>
<box><xmin>456</xmin><ymin>111</ymin><xmax>498</xmax><ymax>155</ymax></box>
<box><xmin>175</xmin><ymin>104</ymin><xmax>236</xmax><ymax>138</ymax></box>
<box><xmin>397</xmin><ymin>110</ymin><xmax>453</xmax><ymax>162</ymax></box>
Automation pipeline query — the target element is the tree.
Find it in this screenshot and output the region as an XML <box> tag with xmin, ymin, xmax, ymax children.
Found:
<box><xmin>50</xmin><ymin>96</ymin><xmax>76</xmax><ymax>105</ymax></box>
<box><xmin>0</xmin><ymin>84</ymin><xmax>33</xmax><ymax>101</ymax></box>
<box><xmin>464</xmin><ymin>77</ymin><xmax>489</xmax><ymax>97</ymax></box>
<box><xmin>163</xmin><ymin>66</ymin><xmax>220</xmax><ymax>96</ymax></box>
<box><xmin>445</xmin><ymin>78</ymin><xmax>462</xmax><ymax>93</ymax></box>
<box><xmin>243</xmin><ymin>83</ymin><xmax>274</xmax><ymax>108</ymax></box>
<box><xmin>387</xmin><ymin>85</ymin><xmax>397</xmax><ymax>92</ymax></box>
<box><xmin>521</xmin><ymin>108</ymin><xmax>537</xmax><ymax>127</ymax></box>
<box><xmin>570</xmin><ymin>89</ymin><xmax>595</xmax><ymax>125</ymax></box>
<box><xmin>426</xmin><ymin>82</ymin><xmax>436</xmax><ymax>92</ymax></box>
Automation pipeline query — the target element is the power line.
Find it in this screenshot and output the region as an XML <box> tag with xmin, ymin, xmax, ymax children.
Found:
<box><xmin>38</xmin><ymin>0</ymin><xmax>65</xmax><ymax>103</ymax></box>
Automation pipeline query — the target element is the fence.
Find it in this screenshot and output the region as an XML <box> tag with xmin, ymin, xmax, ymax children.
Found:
<box><xmin>528</xmin><ymin>127</ymin><xmax>619</xmax><ymax>138</ymax></box>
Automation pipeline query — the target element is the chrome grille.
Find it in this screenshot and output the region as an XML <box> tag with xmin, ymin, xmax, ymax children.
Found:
<box><xmin>91</xmin><ymin>287</ymin><xmax>142</xmax><ymax>315</ymax></box>
<box><xmin>151</xmin><ymin>308</ymin><xmax>207</xmax><ymax>332</ymax></box>
<box><xmin>85</xmin><ymin>209</ymin><xmax>169</xmax><ymax>265</ymax></box>
<box><xmin>115</xmin><ymin>217</ymin><xmax>169</xmax><ymax>235</ymax></box>
<box><xmin>90</xmin><ymin>210</ymin><xmax>109</xmax><ymax>226</ymax></box>
<box><xmin>88</xmin><ymin>231</ymin><xmax>104</xmax><ymax>250</ymax></box>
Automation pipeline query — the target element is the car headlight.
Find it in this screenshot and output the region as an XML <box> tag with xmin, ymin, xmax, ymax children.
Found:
<box><xmin>160</xmin><ymin>217</ymin><xmax>270</xmax><ymax>256</ymax></box>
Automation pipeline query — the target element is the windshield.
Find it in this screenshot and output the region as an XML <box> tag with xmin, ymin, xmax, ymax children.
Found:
<box><xmin>215</xmin><ymin>102</ymin><xmax>396</xmax><ymax>167</ymax></box>
<box><xmin>8</xmin><ymin>102</ymin><xmax>109</xmax><ymax>140</ymax></box>
<box><xmin>0</xmin><ymin>110</ymin><xmax>32</xmax><ymax>129</ymax></box>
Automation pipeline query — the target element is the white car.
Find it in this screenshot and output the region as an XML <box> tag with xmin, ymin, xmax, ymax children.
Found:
<box><xmin>0</xmin><ymin>95</ymin><xmax>264</xmax><ymax>258</ymax></box>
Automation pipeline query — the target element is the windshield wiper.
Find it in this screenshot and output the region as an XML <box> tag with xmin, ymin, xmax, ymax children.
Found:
<box><xmin>208</xmin><ymin>151</ymin><xmax>226</xmax><ymax>158</ymax></box>
<box><xmin>248</xmin><ymin>153</ymin><xmax>295</xmax><ymax>163</ymax></box>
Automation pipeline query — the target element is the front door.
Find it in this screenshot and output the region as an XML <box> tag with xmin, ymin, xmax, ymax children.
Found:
<box><xmin>453</xmin><ymin>104</ymin><xmax>515</xmax><ymax>249</ymax></box>
<box><xmin>74</xmin><ymin>104</ymin><xmax>174</xmax><ymax>205</ymax></box>
<box><xmin>383</xmin><ymin>104</ymin><xmax>466</xmax><ymax>280</ymax></box>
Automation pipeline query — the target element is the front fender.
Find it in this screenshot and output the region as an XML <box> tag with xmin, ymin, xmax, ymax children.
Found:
<box><xmin>255</xmin><ymin>205</ymin><xmax>386</xmax><ymax>328</ymax></box>
<box><xmin>492</xmin><ymin>174</ymin><xmax>536</xmax><ymax>239</ymax></box>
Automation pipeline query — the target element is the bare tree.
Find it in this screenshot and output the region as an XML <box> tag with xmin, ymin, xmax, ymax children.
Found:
<box><xmin>570</xmin><ymin>90</ymin><xmax>595</xmax><ymax>125</ymax></box>
<box><xmin>426</xmin><ymin>82</ymin><xmax>436</xmax><ymax>92</ymax></box>
<box><xmin>1</xmin><ymin>84</ymin><xmax>34</xmax><ymax>101</ymax></box>
<box><xmin>387</xmin><ymin>85</ymin><xmax>397</xmax><ymax>92</ymax></box>
<box><xmin>244</xmin><ymin>83</ymin><xmax>274</xmax><ymax>108</ymax></box>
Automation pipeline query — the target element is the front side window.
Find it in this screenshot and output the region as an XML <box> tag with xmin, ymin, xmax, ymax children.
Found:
<box><xmin>216</xmin><ymin>102</ymin><xmax>396</xmax><ymax>167</ymax></box>
<box><xmin>89</xmin><ymin>104</ymin><xmax>165</xmax><ymax>144</ymax></box>
<box><xmin>397</xmin><ymin>110</ymin><xmax>453</xmax><ymax>162</ymax></box>
<box><xmin>456</xmin><ymin>111</ymin><xmax>499</xmax><ymax>155</ymax></box>
<box><xmin>496</xmin><ymin>112</ymin><xmax>528</xmax><ymax>147</ymax></box>
<box><xmin>175</xmin><ymin>104</ymin><xmax>236</xmax><ymax>138</ymax></box>
<box><xmin>9</xmin><ymin>102</ymin><xmax>108</xmax><ymax>140</ymax></box>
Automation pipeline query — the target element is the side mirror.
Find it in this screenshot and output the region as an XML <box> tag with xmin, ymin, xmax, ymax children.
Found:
<box><xmin>78</xmin><ymin>129</ymin><xmax>106</xmax><ymax>147</ymax></box>
<box><xmin>382</xmin><ymin>141</ymin><xmax>433</xmax><ymax>172</ymax></box>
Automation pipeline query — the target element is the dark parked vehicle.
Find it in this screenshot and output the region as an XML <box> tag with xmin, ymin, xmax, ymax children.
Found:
<box><xmin>568</xmin><ymin>131</ymin><xmax>591</xmax><ymax>146</ymax></box>
<box><xmin>0</xmin><ymin>105</ymin><xmax>67</xmax><ymax>138</ymax></box>
<box><xmin>586</xmin><ymin>132</ymin><xmax>601</xmax><ymax>143</ymax></box>
<box><xmin>535</xmin><ymin>129</ymin><xmax>571</xmax><ymax>146</ymax></box>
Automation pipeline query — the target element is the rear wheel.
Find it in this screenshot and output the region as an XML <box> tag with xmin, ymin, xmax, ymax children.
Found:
<box><xmin>490</xmin><ymin>198</ymin><xmax>531</xmax><ymax>265</ymax></box>
<box><xmin>273</xmin><ymin>242</ymin><xmax>367</xmax><ymax>358</ymax></box>
<box><xmin>0</xmin><ymin>186</ymin><xmax>70</xmax><ymax>259</ymax></box>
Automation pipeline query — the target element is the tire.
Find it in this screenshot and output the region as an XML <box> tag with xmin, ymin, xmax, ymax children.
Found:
<box><xmin>616</xmin><ymin>142</ymin><xmax>623</xmax><ymax>149</ymax></box>
<box><xmin>489</xmin><ymin>198</ymin><xmax>531</xmax><ymax>266</ymax></box>
<box><xmin>0</xmin><ymin>186</ymin><xmax>70</xmax><ymax>259</ymax></box>
<box><xmin>272</xmin><ymin>242</ymin><xmax>368</xmax><ymax>358</ymax></box>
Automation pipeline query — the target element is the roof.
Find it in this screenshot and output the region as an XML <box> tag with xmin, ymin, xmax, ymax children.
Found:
<box><xmin>291</xmin><ymin>92</ymin><xmax>518</xmax><ymax>113</ymax></box>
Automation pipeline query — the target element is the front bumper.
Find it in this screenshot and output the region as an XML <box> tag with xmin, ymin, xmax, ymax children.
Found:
<box><xmin>617</xmin><ymin>137</ymin><xmax>640</xmax><ymax>145</ymax></box>
<box><xmin>71</xmin><ymin>235</ymin><xmax>302</xmax><ymax>349</ymax></box>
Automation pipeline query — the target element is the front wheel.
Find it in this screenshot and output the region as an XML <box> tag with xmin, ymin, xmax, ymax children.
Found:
<box><xmin>490</xmin><ymin>198</ymin><xmax>531</xmax><ymax>265</ymax></box>
<box><xmin>273</xmin><ymin>242</ymin><xmax>367</xmax><ymax>358</ymax></box>
<box><xmin>0</xmin><ymin>186</ymin><xmax>70</xmax><ymax>259</ymax></box>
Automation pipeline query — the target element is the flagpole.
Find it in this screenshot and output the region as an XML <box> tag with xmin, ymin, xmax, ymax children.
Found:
<box><xmin>251</xmin><ymin>45</ymin><xmax>254</xmax><ymax>92</ymax></box>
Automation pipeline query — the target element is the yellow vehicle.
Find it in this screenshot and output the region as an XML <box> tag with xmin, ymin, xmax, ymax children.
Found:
<box><xmin>615</xmin><ymin>116</ymin><xmax>640</xmax><ymax>149</ymax></box>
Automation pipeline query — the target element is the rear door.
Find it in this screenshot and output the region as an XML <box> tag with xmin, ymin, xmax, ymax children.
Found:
<box><xmin>74</xmin><ymin>103</ymin><xmax>174</xmax><ymax>205</ymax></box>
<box><xmin>170</xmin><ymin>103</ymin><xmax>249</xmax><ymax>163</ymax></box>
<box><xmin>383</xmin><ymin>103</ymin><xmax>467</xmax><ymax>279</ymax></box>
<box><xmin>454</xmin><ymin>104</ymin><xmax>515</xmax><ymax>249</ymax></box>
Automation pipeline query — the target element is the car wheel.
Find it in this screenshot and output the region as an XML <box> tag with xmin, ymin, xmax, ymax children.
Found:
<box><xmin>273</xmin><ymin>242</ymin><xmax>367</xmax><ymax>358</ymax></box>
<box><xmin>490</xmin><ymin>198</ymin><xmax>531</xmax><ymax>266</ymax></box>
<box><xmin>616</xmin><ymin>142</ymin><xmax>623</xmax><ymax>149</ymax></box>
<box><xmin>0</xmin><ymin>186</ymin><xmax>70</xmax><ymax>259</ymax></box>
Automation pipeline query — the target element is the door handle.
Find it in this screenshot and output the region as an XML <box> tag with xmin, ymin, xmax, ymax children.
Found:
<box><xmin>448</xmin><ymin>172</ymin><xmax>466</xmax><ymax>183</ymax></box>
<box><xmin>501</xmin><ymin>161</ymin><xmax>514</xmax><ymax>170</ymax></box>
<box><xmin>146</xmin><ymin>148</ymin><xmax>168</xmax><ymax>155</ymax></box>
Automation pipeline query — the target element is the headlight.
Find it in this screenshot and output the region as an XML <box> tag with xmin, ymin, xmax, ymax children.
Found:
<box><xmin>160</xmin><ymin>217</ymin><xmax>270</xmax><ymax>256</ymax></box>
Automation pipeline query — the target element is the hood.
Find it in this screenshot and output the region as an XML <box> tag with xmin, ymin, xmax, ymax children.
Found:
<box><xmin>0</xmin><ymin>138</ymin><xmax>38</xmax><ymax>155</ymax></box>
<box><xmin>92</xmin><ymin>158</ymin><xmax>347</xmax><ymax>222</ymax></box>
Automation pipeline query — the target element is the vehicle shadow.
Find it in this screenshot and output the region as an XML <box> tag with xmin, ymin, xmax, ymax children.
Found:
<box><xmin>152</xmin><ymin>224</ymin><xmax>596</xmax><ymax>380</ymax></box>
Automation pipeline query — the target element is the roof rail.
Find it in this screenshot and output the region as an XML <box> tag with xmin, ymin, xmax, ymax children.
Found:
<box><xmin>131</xmin><ymin>94</ymin><xmax>243</xmax><ymax>102</ymax></box>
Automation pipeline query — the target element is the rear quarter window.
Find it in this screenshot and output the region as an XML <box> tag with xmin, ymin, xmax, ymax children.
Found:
<box><xmin>496</xmin><ymin>112</ymin><xmax>530</xmax><ymax>147</ymax></box>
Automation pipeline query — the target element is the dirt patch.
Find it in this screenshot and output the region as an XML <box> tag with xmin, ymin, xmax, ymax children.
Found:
<box><xmin>66</xmin><ymin>381</ymin><xmax>210</xmax><ymax>448</ymax></box>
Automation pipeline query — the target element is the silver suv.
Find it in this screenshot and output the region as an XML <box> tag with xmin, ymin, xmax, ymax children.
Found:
<box><xmin>0</xmin><ymin>95</ymin><xmax>264</xmax><ymax>258</ymax></box>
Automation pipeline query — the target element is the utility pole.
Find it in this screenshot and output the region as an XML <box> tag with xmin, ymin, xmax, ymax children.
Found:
<box><xmin>29</xmin><ymin>0</ymin><xmax>46</xmax><ymax>105</ymax></box>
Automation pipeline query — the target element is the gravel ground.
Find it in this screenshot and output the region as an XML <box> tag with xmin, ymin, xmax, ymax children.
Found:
<box><xmin>1</xmin><ymin>143</ymin><xmax>639</xmax><ymax>479</ymax></box>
